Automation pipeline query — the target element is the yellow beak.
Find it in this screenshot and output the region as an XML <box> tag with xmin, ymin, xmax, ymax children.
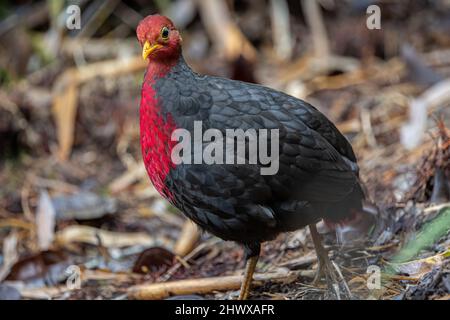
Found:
<box><xmin>142</xmin><ymin>41</ymin><xmax>162</xmax><ymax>60</ymax></box>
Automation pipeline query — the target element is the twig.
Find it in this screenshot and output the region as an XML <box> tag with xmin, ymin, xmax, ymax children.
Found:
<box><xmin>158</xmin><ymin>240</ymin><xmax>217</xmax><ymax>282</ymax></box>
<box><xmin>331</xmin><ymin>261</ymin><xmax>353</xmax><ymax>299</ymax></box>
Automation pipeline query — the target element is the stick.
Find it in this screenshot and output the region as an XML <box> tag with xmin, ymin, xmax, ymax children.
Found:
<box><xmin>128</xmin><ymin>270</ymin><xmax>315</xmax><ymax>299</ymax></box>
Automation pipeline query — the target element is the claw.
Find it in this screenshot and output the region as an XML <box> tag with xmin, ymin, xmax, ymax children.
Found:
<box><xmin>309</xmin><ymin>224</ymin><xmax>342</xmax><ymax>297</ymax></box>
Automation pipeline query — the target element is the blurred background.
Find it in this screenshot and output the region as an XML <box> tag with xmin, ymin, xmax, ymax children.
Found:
<box><xmin>0</xmin><ymin>0</ymin><xmax>449</xmax><ymax>300</ymax></box>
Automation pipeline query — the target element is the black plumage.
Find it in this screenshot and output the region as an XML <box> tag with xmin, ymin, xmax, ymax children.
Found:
<box><xmin>152</xmin><ymin>57</ymin><xmax>364</xmax><ymax>247</ymax></box>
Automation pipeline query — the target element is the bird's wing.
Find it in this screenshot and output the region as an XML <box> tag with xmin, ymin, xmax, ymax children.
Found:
<box><xmin>203</xmin><ymin>77</ymin><xmax>360</xmax><ymax>202</ymax></box>
<box><xmin>200</xmin><ymin>76</ymin><xmax>358</xmax><ymax>164</ymax></box>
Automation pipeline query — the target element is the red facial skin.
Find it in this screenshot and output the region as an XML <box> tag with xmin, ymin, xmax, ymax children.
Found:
<box><xmin>137</xmin><ymin>15</ymin><xmax>182</xmax><ymax>200</ymax></box>
<box><xmin>136</xmin><ymin>14</ymin><xmax>182</xmax><ymax>66</ymax></box>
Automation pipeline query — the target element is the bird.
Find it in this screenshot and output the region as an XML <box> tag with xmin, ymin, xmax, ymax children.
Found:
<box><xmin>137</xmin><ymin>14</ymin><xmax>370</xmax><ymax>299</ymax></box>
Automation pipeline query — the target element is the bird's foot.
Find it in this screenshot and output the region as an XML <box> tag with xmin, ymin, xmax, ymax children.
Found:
<box><xmin>313</xmin><ymin>254</ymin><xmax>338</xmax><ymax>289</ymax></box>
<box><xmin>312</xmin><ymin>255</ymin><xmax>352</xmax><ymax>299</ymax></box>
<box><xmin>309</xmin><ymin>224</ymin><xmax>352</xmax><ymax>299</ymax></box>
<box><xmin>238</xmin><ymin>245</ymin><xmax>260</xmax><ymax>300</ymax></box>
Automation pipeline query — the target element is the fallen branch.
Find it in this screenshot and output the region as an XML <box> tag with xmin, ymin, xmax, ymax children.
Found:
<box><xmin>128</xmin><ymin>270</ymin><xmax>315</xmax><ymax>299</ymax></box>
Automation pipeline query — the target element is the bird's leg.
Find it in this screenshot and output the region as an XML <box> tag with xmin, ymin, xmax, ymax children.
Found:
<box><xmin>309</xmin><ymin>224</ymin><xmax>337</xmax><ymax>287</ymax></box>
<box><xmin>238</xmin><ymin>243</ymin><xmax>260</xmax><ymax>300</ymax></box>
<box><xmin>238</xmin><ymin>256</ymin><xmax>258</xmax><ymax>300</ymax></box>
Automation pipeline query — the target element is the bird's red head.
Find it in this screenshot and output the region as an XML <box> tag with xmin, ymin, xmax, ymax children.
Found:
<box><xmin>136</xmin><ymin>14</ymin><xmax>182</xmax><ymax>62</ymax></box>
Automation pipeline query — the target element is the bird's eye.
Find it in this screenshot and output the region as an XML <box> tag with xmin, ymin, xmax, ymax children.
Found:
<box><xmin>161</xmin><ymin>27</ymin><xmax>170</xmax><ymax>40</ymax></box>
